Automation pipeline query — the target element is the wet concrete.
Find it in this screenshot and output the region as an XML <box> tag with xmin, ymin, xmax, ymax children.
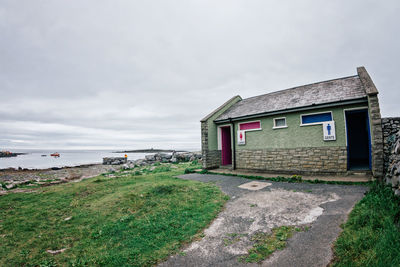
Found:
<box><xmin>159</xmin><ymin>174</ymin><xmax>368</xmax><ymax>267</ymax></box>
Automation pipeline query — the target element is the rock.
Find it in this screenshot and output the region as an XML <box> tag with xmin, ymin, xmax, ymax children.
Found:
<box><xmin>103</xmin><ymin>157</ymin><xmax>127</xmax><ymax>165</ymax></box>
<box><xmin>6</xmin><ymin>184</ymin><xmax>14</xmax><ymax>189</ymax></box>
<box><xmin>122</xmin><ymin>164</ymin><xmax>130</xmax><ymax>170</ymax></box>
<box><xmin>145</xmin><ymin>154</ymin><xmax>155</xmax><ymax>161</ymax></box>
<box><xmin>46</xmin><ymin>248</ymin><xmax>67</xmax><ymax>255</ymax></box>
<box><xmin>395</xmin><ymin>140</ymin><xmax>400</xmax><ymax>154</ymax></box>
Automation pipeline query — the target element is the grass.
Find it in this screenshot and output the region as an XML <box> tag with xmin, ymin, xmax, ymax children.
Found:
<box><xmin>331</xmin><ymin>182</ymin><xmax>400</xmax><ymax>267</ymax></box>
<box><xmin>239</xmin><ymin>225</ymin><xmax>308</xmax><ymax>263</ymax></box>
<box><xmin>204</xmin><ymin>170</ymin><xmax>372</xmax><ymax>186</ymax></box>
<box><xmin>0</xmin><ymin>162</ymin><xmax>228</xmax><ymax>266</ymax></box>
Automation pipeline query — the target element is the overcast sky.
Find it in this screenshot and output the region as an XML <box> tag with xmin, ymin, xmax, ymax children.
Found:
<box><xmin>1</xmin><ymin>0</ymin><xmax>399</xmax><ymax>150</ymax></box>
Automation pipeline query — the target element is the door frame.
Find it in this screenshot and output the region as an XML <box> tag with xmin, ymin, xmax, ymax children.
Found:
<box><xmin>343</xmin><ymin>107</ymin><xmax>372</xmax><ymax>170</ymax></box>
<box><xmin>218</xmin><ymin>125</ymin><xmax>232</xmax><ymax>165</ymax></box>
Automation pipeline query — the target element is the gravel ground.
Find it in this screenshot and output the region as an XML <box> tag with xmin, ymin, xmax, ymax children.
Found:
<box><xmin>159</xmin><ymin>174</ymin><xmax>368</xmax><ymax>267</ymax></box>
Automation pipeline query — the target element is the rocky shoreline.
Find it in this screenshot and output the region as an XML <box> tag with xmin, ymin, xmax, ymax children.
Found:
<box><xmin>0</xmin><ymin>151</ymin><xmax>26</xmax><ymax>158</ymax></box>
<box><xmin>0</xmin><ymin>151</ymin><xmax>202</xmax><ymax>194</ymax></box>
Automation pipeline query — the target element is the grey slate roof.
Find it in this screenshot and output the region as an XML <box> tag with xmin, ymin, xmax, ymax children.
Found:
<box><xmin>215</xmin><ymin>75</ymin><xmax>367</xmax><ymax>122</ymax></box>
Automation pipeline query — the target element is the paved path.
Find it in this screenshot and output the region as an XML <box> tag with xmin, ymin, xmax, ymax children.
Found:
<box><xmin>159</xmin><ymin>174</ymin><xmax>368</xmax><ymax>267</ymax></box>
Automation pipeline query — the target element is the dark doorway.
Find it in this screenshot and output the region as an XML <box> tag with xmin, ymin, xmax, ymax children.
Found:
<box><xmin>345</xmin><ymin>109</ymin><xmax>371</xmax><ymax>170</ymax></box>
<box><xmin>220</xmin><ymin>126</ymin><xmax>232</xmax><ymax>165</ymax></box>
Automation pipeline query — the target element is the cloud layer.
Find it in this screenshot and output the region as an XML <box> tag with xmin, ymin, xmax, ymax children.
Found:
<box><xmin>1</xmin><ymin>0</ymin><xmax>399</xmax><ymax>150</ymax></box>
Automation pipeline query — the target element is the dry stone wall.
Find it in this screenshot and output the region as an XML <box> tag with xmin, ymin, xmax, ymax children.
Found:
<box><xmin>382</xmin><ymin>117</ymin><xmax>400</xmax><ymax>173</ymax></box>
<box><xmin>384</xmin><ymin>129</ymin><xmax>400</xmax><ymax>195</ymax></box>
<box><xmin>236</xmin><ymin>146</ymin><xmax>347</xmax><ymax>175</ymax></box>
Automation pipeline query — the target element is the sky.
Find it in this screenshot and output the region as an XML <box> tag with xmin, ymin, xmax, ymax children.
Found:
<box><xmin>1</xmin><ymin>0</ymin><xmax>399</xmax><ymax>151</ymax></box>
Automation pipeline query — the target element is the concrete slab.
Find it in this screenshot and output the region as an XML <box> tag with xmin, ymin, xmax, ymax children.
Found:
<box><xmin>159</xmin><ymin>173</ymin><xmax>368</xmax><ymax>267</ymax></box>
<box><xmin>238</xmin><ymin>181</ymin><xmax>272</xmax><ymax>191</ymax></box>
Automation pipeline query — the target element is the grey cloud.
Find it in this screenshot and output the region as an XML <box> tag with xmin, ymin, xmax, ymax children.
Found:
<box><xmin>0</xmin><ymin>0</ymin><xmax>399</xmax><ymax>150</ymax></box>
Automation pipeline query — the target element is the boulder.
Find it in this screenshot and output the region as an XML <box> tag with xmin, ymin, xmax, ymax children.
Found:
<box><xmin>145</xmin><ymin>154</ymin><xmax>155</xmax><ymax>161</ymax></box>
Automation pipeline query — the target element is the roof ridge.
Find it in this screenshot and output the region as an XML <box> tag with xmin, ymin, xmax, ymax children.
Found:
<box><xmin>242</xmin><ymin>75</ymin><xmax>359</xmax><ymax>101</ymax></box>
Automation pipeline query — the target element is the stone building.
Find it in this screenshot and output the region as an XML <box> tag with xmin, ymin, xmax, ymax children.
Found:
<box><xmin>201</xmin><ymin>67</ymin><xmax>384</xmax><ymax>179</ymax></box>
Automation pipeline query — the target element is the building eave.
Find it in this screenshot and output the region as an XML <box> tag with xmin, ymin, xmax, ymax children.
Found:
<box><xmin>214</xmin><ymin>97</ymin><xmax>368</xmax><ymax>124</ymax></box>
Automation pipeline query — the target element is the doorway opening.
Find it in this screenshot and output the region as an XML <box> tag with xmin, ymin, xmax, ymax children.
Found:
<box><xmin>220</xmin><ymin>126</ymin><xmax>232</xmax><ymax>166</ymax></box>
<box><xmin>345</xmin><ymin>109</ymin><xmax>371</xmax><ymax>170</ymax></box>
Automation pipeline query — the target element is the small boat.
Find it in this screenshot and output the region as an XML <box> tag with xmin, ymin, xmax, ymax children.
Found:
<box><xmin>50</xmin><ymin>152</ymin><xmax>60</xmax><ymax>157</ymax></box>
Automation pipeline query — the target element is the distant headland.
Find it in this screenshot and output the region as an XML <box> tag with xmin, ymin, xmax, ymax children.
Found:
<box><xmin>114</xmin><ymin>148</ymin><xmax>188</xmax><ymax>153</ymax></box>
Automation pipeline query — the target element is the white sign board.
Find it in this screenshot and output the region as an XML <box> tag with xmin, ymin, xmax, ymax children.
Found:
<box><xmin>323</xmin><ymin>121</ymin><xmax>336</xmax><ymax>141</ymax></box>
<box><xmin>237</xmin><ymin>130</ymin><xmax>246</xmax><ymax>145</ymax></box>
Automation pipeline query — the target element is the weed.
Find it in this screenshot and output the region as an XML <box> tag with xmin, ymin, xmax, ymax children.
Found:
<box><xmin>207</xmin><ymin>171</ymin><xmax>371</xmax><ymax>186</ymax></box>
<box><xmin>331</xmin><ymin>182</ymin><xmax>400</xmax><ymax>267</ymax></box>
<box><xmin>152</xmin><ymin>165</ymin><xmax>171</xmax><ymax>173</ymax></box>
<box><xmin>239</xmin><ymin>225</ymin><xmax>306</xmax><ymax>263</ymax></box>
<box><xmin>184</xmin><ymin>168</ymin><xmax>196</xmax><ymax>174</ymax></box>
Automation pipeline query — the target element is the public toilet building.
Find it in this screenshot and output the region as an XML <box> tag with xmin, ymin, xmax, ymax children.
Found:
<box><xmin>201</xmin><ymin>67</ymin><xmax>384</xmax><ymax>179</ymax></box>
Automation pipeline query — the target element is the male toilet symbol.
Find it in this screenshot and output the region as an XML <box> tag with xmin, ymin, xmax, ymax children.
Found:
<box><xmin>323</xmin><ymin>121</ymin><xmax>336</xmax><ymax>141</ymax></box>
<box><xmin>327</xmin><ymin>123</ymin><xmax>331</xmax><ymax>135</ymax></box>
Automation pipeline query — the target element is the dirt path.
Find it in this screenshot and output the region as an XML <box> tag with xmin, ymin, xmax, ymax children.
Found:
<box><xmin>159</xmin><ymin>174</ymin><xmax>367</xmax><ymax>267</ymax></box>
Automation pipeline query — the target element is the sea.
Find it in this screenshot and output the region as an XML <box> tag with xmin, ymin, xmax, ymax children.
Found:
<box><xmin>0</xmin><ymin>149</ymin><xmax>155</xmax><ymax>170</ymax></box>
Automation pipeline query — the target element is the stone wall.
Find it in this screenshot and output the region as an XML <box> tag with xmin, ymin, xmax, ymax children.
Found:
<box><xmin>382</xmin><ymin>117</ymin><xmax>400</xmax><ymax>174</ymax></box>
<box><xmin>236</xmin><ymin>146</ymin><xmax>347</xmax><ymax>175</ymax></box>
<box><xmin>202</xmin><ymin>121</ymin><xmax>222</xmax><ymax>169</ymax></box>
<box><xmin>384</xmin><ymin>129</ymin><xmax>400</xmax><ymax>195</ymax></box>
<box><xmin>358</xmin><ymin>67</ymin><xmax>384</xmax><ymax>179</ymax></box>
<box><xmin>204</xmin><ymin>150</ymin><xmax>222</xmax><ymax>169</ymax></box>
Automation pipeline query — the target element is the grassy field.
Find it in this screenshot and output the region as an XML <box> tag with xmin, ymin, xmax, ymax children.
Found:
<box><xmin>332</xmin><ymin>182</ymin><xmax>400</xmax><ymax>267</ymax></box>
<box><xmin>0</xmin><ymin>162</ymin><xmax>228</xmax><ymax>266</ymax></box>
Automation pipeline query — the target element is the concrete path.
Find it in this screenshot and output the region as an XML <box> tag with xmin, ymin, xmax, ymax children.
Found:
<box><xmin>159</xmin><ymin>174</ymin><xmax>368</xmax><ymax>267</ymax></box>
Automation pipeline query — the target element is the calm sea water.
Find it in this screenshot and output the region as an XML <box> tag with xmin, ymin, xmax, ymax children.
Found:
<box><xmin>0</xmin><ymin>149</ymin><xmax>153</xmax><ymax>170</ymax></box>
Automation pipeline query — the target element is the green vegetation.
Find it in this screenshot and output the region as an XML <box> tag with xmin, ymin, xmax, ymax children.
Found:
<box><xmin>205</xmin><ymin>170</ymin><xmax>372</xmax><ymax>186</ymax></box>
<box><xmin>239</xmin><ymin>225</ymin><xmax>308</xmax><ymax>263</ymax></box>
<box><xmin>0</xmin><ymin>162</ymin><xmax>228</xmax><ymax>266</ymax></box>
<box><xmin>331</xmin><ymin>182</ymin><xmax>400</xmax><ymax>267</ymax></box>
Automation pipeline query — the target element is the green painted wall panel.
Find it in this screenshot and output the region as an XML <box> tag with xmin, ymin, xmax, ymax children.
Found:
<box><xmin>228</xmin><ymin>103</ymin><xmax>369</xmax><ymax>150</ymax></box>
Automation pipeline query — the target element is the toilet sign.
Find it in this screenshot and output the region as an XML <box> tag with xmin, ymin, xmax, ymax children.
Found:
<box><xmin>237</xmin><ymin>130</ymin><xmax>246</xmax><ymax>145</ymax></box>
<box><xmin>323</xmin><ymin>121</ymin><xmax>336</xmax><ymax>141</ymax></box>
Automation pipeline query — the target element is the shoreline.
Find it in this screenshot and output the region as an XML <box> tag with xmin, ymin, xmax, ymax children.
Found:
<box><xmin>0</xmin><ymin>163</ymin><xmax>101</xmax><ymax>172</ymax></box>
<box><xmin>114</xmin><ymin>149</ymin><xmax>187</xmax><ymax>153</ymax></box>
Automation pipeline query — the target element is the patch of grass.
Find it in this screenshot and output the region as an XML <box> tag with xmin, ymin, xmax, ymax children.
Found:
<box><xmin>331</xmin><ymin>182</ymin><xmax>400</xmax><ymax>267</ymax></box>
<box><xmin>206</xmin><ymin>171</ymin><xmax>372</xmax><ymax>186</ymax></box>
<box><xmin>151</xmin><ymin>165</ymin><xmax>171</xmax><ymax>173</ymax></box>
<box><xmin>239</xmin><ymin>225</ymin><xmax>304</xmax><ymax>263</ymax></box>
<box><xmin>0</xmin><ymin>162</ymin><xmax>227</xmax><ymax>266</ymax></box>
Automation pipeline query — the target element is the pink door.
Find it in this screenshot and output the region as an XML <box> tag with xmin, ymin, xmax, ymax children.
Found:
<box><xmin>221</xmin><ymin>126</ymin><xmax>232</xmax><ymax>165</ymax></box>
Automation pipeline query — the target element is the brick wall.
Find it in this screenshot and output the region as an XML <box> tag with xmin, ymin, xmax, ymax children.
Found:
<box><xmin>236</xmin><ymin>146</ymin><xmax>347</xmax><ymax>175</ymax></box>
